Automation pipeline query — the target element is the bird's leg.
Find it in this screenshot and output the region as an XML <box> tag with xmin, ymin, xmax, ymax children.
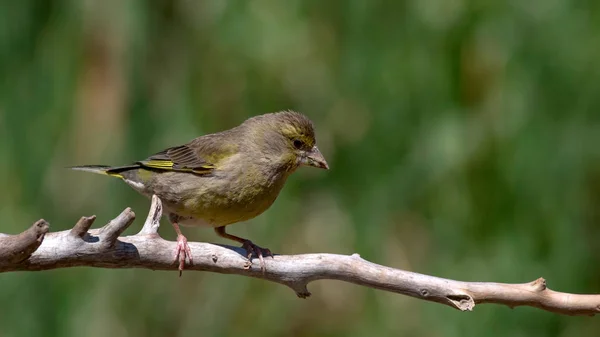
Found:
<box><xmin>214</xmin><ymin>226</ymin><xmax>272</xmax><ymax>272</ymax></box>
<box><xmin>171</xmin><ymin>221</ymin><xmax>193</xmax><ymax>276</ymax></box>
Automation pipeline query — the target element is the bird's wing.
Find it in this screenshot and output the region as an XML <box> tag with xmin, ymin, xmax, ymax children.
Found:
<box><xmin>138</xmin><ymin>144</ymin><xmax>214</xmax><ymax>174</ymax></box>
<box><xmin>139</xmin><ymin>135</ymin><xmax>229</xmax><ymax>175</ymax></box>
<box><xmin>137</xmin><ymin>146</ymin><xmax>211</xmax><ymax>174</ymax></box>
<box><xmin>137</xmin><ymin>129</ymin><xmax>240</xmax><ymax>175</ymax></box>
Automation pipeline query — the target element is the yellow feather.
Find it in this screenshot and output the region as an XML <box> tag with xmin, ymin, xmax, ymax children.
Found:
<box><xmin>141</xmin><ymin>160</ymin><xmax>214</xmax><ymax>174</ymax></box>
<box><xmin>144</xmin><ymin>160</ymin><xmax>174</xmax><ymax>168</ymax></box>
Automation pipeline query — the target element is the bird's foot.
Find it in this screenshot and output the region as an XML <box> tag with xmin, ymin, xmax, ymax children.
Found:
<box><xmin>241</xmin><ymin>240</ymin><xmax>273</xmax><ymax>272</ymax></box>
<box><xmin>174</xmin><ymin>234</ymin><xmax>193</xmax><ymax>276</ymax></box>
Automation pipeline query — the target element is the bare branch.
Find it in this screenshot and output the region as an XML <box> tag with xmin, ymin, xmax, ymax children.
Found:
<box><xmin>95</xmin><ymin>208</ymin><xmax>135</xmax><ymax>247</ymax></box>
<box><xmin>1</xmin><ymin>196</ymin><xmax>599</xmax><ymax>316</ymax></box>
<box><xmin>0</xmin><ymin>219</ymin><xmax>49</xmax><ymax>263</ymax></box>
<box><xmin>137</xmin><ymin>194</ymin><xmax>161</xmax><ymax>236</ymax></box>
<box><xmin>70</xmin><ymin>216</ymin><xmax>96</xmax><ymax>238</ymax></box>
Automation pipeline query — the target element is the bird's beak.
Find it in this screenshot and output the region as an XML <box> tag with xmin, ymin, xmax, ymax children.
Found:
<box><xmin>303</xmin><ymin>146</ymin><xmax>329</xmax><ymax>170</ymax></box>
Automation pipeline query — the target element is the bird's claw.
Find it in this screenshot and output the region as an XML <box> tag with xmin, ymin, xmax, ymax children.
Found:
<box><xmin>174</xmin><ymin>234</ymin><xmax>193</xmax><ymax>276</ymax></box>
<box><xmin>242</xmin><ymin>240</ymin><xmax>273</xmax><ymax>272</ymax></box>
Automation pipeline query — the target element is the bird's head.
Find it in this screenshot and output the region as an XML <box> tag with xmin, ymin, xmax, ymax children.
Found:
<box><xmin>242</xmin><ymin>111</ymin><xmax>329</xmax><ymax>171</ymax></box>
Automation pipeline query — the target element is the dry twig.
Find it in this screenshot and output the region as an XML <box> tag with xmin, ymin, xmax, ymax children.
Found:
<box><xmin>1</xmin><ymin>195</ymin><xmax>599</xmax><ymax>316</ymax></box>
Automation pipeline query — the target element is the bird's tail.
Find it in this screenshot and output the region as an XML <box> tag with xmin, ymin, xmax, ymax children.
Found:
<box><xmin>69</xmin><ymin>165</ymin><xmax>139</xmax><ymax>179</ymax></box>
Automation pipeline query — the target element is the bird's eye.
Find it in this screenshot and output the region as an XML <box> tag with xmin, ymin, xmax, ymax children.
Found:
<box><xmin>293</xmin><ymin>139</ymin><xmax>304</xmax><ymax>149</ymax></box>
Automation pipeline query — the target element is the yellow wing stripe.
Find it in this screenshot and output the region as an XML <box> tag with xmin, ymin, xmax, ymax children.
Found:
<box><xmin>107</xmin><ymin>172</ymin><xmax>124</xmax><ymax>179</ymax></box>
<box><xmin>140</xmin><ymin>160</ymin><xmax>215</xmax><ymax>174</ymax></box>
<box><xmin>144</xmin><ymin>160</ymin><xmax>174</xmax><ymax>168</ymax></box>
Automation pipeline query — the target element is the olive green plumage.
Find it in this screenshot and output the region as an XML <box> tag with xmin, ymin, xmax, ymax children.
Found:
<box><xmin>71</xmin><ymin>111</ymin><xmax>329</xmax><ymax>229</ymax></box>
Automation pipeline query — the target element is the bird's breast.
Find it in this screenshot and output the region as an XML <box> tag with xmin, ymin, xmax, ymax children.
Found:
<box><xmin>178</xmin><ymin>159</ymin><xmax>291</xmax><ymax>227</ymax></box>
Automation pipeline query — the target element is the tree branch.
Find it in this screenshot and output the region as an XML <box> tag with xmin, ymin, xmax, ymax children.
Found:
<box><xmin>1</xmin><ymin>195</ymin><xmax>599</xmax><ymax>316</ymax></box>
<box><xmin>0</xmin><ymin>219</ymin><xmax>49</xmax><ymax>263</ymax></box>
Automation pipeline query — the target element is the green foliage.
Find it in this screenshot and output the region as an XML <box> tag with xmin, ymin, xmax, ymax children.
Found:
<box><xmin>1</xmin><ymin>1</ymin><xmax>599</xmax><ymax>336</ymax></box>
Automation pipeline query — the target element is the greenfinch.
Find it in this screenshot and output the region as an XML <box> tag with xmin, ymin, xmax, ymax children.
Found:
<box><xmin>71</xmin><ymin>111</ymin><xmax>328</xmax><ymax>273</ymax></box>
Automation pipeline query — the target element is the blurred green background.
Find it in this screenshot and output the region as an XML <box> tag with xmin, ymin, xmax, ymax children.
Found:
<box><xmin>1</xmin><ymin>0</ymin><xmax>599</xmax><ymax>336</ymax></box>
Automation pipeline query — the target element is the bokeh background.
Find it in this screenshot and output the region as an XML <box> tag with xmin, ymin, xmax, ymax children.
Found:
<box><xmin>1</xmin><ymin>1</ymin><xmax>599</xmax><ymax>336</ymax></box>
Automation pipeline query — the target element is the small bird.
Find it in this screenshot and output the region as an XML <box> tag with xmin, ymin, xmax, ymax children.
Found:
<box><xmin>71</xmin><ymin>111</ymin><xmax>328</xmax><ymax>274</ymax></box>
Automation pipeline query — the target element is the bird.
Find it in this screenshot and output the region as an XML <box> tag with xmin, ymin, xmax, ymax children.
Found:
<box><xmin>71</xmin><ymin>111</ymin><xmax>329</xmax><ymax>274</ymax></box>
